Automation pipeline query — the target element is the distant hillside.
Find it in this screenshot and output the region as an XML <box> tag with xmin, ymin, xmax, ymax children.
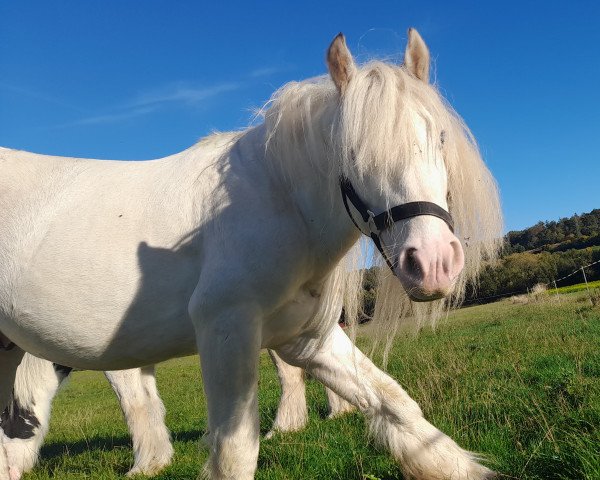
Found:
<box><xmin>467</xmin><ymin>209</ymin><xmax>600</xmax><ymax>304</ymax></box>
<box><xmin>504</xmin><ymin>209</ymin><xmax>600</xmax><ymax>254</ymax></box>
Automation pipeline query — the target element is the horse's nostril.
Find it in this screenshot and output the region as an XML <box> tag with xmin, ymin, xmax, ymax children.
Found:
<box><xmin>404</xmin><ymin>248</ymin><xmax>421</xmax><ymax>278</ymax></box>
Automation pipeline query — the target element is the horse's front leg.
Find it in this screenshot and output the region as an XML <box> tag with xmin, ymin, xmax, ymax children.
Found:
<box><xmin>324</xmin><ymin>384</ymin><xmax>355</xmax><ymax>419</ymax></box>
<box><xmin>277</xmin><ymin>325</ymin><xmax>495</xmax><ymax>480</ymax></box>
<box><xmin>193</xmin><ymin>305</ymin><xmax>262</xmax><ymax>480</ymax></box>
<box><xmin>266</xmin><ymin>349</ymin><xmax>354</xmax><ymax>439</ymax></box>
<box><xmin>104</xmin><ymin>366</ymin><xmax>173</xmax><ymax>477</ymax></box>
<box><xmin>0</xmin><ymin>342</ymin><xmax>25</xmax><ymax>480</ymax></box>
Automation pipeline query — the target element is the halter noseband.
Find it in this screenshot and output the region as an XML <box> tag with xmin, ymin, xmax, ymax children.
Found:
<box><xmin>339</xmin><ymin>177</ymin><xmax>454</xmax><ymax>272</ymax></box>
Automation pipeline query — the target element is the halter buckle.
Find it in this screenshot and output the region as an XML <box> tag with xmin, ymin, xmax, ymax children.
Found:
<box><xmin>366</xmin><ymin>210</ymin><xmax>378</xmax><ymax>235</ymax></box>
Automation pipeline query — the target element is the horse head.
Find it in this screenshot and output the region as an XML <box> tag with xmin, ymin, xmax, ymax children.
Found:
<box><xmin>327</xmin><ymin>29</ymin><xmax>477</xmax><ymax>302</ymax></box>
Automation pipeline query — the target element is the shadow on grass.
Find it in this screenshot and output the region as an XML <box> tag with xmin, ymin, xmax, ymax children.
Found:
<box><xmin>170</xmin><ymin>428</ymin><xmax>206</xmax><ymax>443</ymax></box>
<box><xmin>38</xmin><ymin>434</ymin><xmax>135</xmax><ymax>476</ymax></box>
<box><xmin>40</xmin><ymin>434</ymin><xmax>132</xmax><ymax>459</ymax></box>
<box><xmin>38</xmin><ymin>428</ymin><xmax>207</xmax><ymax>475</ymax></box>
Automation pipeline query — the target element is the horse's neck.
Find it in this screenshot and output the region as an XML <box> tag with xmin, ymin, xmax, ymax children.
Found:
<box><xmin>258</xmin><ymin>121</ymin><xmax>360</xmax><ymax>275</ymax></box>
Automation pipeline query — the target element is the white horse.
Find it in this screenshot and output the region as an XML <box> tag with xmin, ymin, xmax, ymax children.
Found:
<box><xmin>0</xmin><ymin>29</ymin><xmax>502</xmax><ymax>479</ymax></box>
<box><xmin>1</xmin><ymin>350</ymin><xmax>352</xmax><ymax>479</ymax></box>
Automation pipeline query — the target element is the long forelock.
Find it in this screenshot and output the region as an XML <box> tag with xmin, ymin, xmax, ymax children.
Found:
<box><xmin>339</xmin><ymin>63</ymin><xmax>454</xmax><ymax>194</ymax></box>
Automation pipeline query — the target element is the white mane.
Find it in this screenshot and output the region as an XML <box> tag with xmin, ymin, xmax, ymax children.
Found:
<box><xmin>260</xmin><ymin>60</ymin><xmax>503</xmax><ymax>358</ymax></box>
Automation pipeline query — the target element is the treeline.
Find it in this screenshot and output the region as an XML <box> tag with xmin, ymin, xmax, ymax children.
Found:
<box><xmin>467</xmin><ymin>208</ymin><xmax>600</xmax><ymax>304</ymax></box>
<box><xmin>467</xmin><ymin>247</ymin><xmax>600</xmax><ymax>303</ymax></box>
<box><xmin>504</xmin><ymin>209</ymin><xmax>600</xmax><ymax>254</ymax></box>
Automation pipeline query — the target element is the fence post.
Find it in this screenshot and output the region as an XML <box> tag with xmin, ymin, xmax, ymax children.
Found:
<box><xmin>553</xmin><ymin>280</ymin><xmax>560</xmax><ymax>304</ymax></box>
<box><xmin>581</xmin><ymin>267</ymin><xmax>592</xmax><ymax>305</ymax></box>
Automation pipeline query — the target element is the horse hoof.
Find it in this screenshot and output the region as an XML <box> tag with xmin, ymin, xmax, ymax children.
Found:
<box><xmin>126</xmin><ymin>464</ymin><xmax>167</xmax><ymax>477</ymax></box>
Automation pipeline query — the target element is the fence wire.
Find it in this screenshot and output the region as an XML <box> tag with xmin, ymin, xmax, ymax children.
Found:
<box><xmin>465</xmin><ymin>258</ymin><xmax>600</xmax><ymax>304</ymax></box>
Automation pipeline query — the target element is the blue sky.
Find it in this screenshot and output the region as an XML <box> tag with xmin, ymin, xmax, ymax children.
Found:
<box><xmin>1</xmin><ymin>1</ymin><xmax>598</xmax><ymax>232</ymax></box>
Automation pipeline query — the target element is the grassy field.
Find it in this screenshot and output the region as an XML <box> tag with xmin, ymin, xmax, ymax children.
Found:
<box><xmin>549</xmin><ymin>280</ymin><xmax>600</xmax><ymax>295</ymax></box>
<box><xmin>23</xmin><ymin>292</ymin><xmax>600</xmax><ymax>480</ymax></box>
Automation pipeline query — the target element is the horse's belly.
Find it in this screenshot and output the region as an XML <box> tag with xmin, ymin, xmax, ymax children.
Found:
<box><xmin>4</xmin><ymin>306</ymin><xmax>198</xmax><ymax>370</ymax></box>
<box><xmin>0</xmin><ymin>227</ymin><xmax>202</xmax><ymax>370</ymax></box>
<box><xmin>3</xmin><ymin>262</ymin><xmax>199</xmax><ymax>369</ymax></box>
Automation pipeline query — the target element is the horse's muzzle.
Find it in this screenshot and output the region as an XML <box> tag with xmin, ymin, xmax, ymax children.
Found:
<box><xmin>395</xmin><ymin>233</ymin><xmax>465</xmax><ymax>301</ymax></box>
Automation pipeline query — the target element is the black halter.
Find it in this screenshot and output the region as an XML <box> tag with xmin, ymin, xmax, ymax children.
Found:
<box><xmin>339</xmin><ymin>177</ymin><xmax>454</xmax><ymax>272</ymax></box>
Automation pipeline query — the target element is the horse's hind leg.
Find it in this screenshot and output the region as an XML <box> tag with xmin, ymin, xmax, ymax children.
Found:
<box><xmin>265</xmin><ymin>350</ymin><xmax>308</xmax><ymax>438</ymax></box>
<box><xmin>1</xmin><ymin>353</ymin><xmax>71</xmax><ymax>480</ymax></box>
<box><xmin>277</xmin><ymin>325</ymin><xmax>495</xmax><ymax>480</ymax></box>
<box><xmin>0</xmin><ymin>341</ymin><xmax>25</xmax><ymax>480</ymax></box>
<box><xmin>105</xmin><ymin>366</ymin><xmax>173</xmax><ymax>477</ymax></box>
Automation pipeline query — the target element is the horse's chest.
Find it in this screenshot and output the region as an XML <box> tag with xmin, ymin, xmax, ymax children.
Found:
<box><xmin>262</xmin><ymin>285</ymin><xmax>330</xmax><ymax>348</ymax></box>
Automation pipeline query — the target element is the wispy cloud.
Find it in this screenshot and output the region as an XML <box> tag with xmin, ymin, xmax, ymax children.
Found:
<box><xmin>56</xmin><ymin>63</ymin><xmax>290</xmax><ymax>128</ymax></box>
<box><xmin>249</xmin><ymin>65</ymin><xmax>295</xmax><ymax>79</ymax></box>
<box><xmin>129</xmin><ymin>81</ymin><xmax>240</xmax><ymax>108</ymax></box>
<box><xmin>68</xmin><ymin>106</ymin><xmax>158</xmax><ymax>126</ymax></box>
<box><xmin>249</xmin><ymin>67</ymin><xmax>282</xmax><ymax>78</ymax></box>
<box><xmin>0</xmin><ymin>82</ymin><xmax>87</xmax><ymax>113</ymax></box>
<box><xmin>4</xmin><ymin>61</ymin><xmax>294</xmax><ymax>130</ymax></box>
<box><xmin>63</xmin><ymin>81</ymin><xmax>240</xmax><ymax>127</ymax></box>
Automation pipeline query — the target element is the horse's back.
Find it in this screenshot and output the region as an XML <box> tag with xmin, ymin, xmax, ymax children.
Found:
<box><xmin>0</xmin><ymin>148</ymin><xmax>79</xmax><ymax>205</ymax></box>
<box><xmin>0</xmin><ymin>148</ymin><xmax>91</xmax><ymax>286</ymax></box>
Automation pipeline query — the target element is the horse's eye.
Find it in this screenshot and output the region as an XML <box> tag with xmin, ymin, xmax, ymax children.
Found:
<box><xmin>440</xmin><ymin>130</ymin><xmax>446</xmax><ymax>146</ymax></box>
<box><xmin>446</xmin><ymin>191</ymin><xmax>452</xmax><ymax>203</ymax></box>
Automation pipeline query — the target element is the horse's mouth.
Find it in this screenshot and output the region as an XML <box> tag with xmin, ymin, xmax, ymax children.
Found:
<box><xmin>408</xmin><ymin>291</ymin><xmax>447</xmax><ymax>302</ymax></box>
<box><xmin>402</xmin><ymin>284</ymin><xmax>452</xmax><ymax>302</ymax></box>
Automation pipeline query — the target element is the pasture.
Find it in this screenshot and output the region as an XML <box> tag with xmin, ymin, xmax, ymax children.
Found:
<box><xmin>550</xmin><ymin>280</ymin><xmax>600</xmax><ymax>295</ymax></box>
<box><xmin>23</xmin><ymin>292</ymin><xmax>599</xmax><ymax>480</ymax></box>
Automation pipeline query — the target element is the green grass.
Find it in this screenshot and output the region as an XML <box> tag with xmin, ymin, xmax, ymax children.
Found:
<box><xmin>23</xmin><ymin>293</ymin><xmax>600</xmax><ymax>479</ymax></box>
<box><xmin>549</xmin><ymin>280</ymin><xmax>600</xmax><ymax>294</ymax></box>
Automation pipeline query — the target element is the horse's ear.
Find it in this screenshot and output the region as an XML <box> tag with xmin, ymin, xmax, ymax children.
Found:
<box><xmin>327</xmin><ymin>33</ymin><xmax>356</xmax><ymax>95</ymax></box>
<box><xmin>404</xmin><ymin>28</ymin><xmax>430</xmax><ymax>83</ymax></box>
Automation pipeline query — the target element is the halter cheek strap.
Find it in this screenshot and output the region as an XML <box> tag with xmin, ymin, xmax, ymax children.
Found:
<box><xmin>339</xmin><ymin>177</ymin><xmax>454</xmax><ymax>272</ymax></box>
